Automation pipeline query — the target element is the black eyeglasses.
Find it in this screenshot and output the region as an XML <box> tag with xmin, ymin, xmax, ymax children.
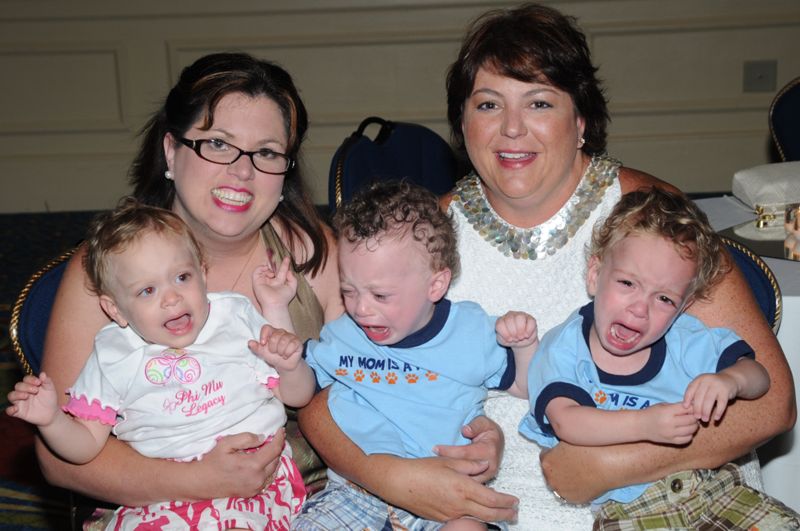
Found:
<box><xmin>178</xmin><ymin>137</ymin><xmax>295</xmax><ymax>175</ymax></box>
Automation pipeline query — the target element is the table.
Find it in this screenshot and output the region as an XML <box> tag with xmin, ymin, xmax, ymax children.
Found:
<box><xmin>696</xmin><ymin>196</ymin><xmax>800</xmax><ymax>512</ymax></box>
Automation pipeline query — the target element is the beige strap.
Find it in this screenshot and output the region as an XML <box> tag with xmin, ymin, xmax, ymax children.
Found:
<box><xmin>261</xmin><ymin>225</ymin><xmax>325</xmax><ymax>341</ymax></box>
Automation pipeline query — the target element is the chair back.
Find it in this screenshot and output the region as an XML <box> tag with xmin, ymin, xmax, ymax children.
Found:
<box><xmin>9</xmin><ymin>248</ymin><xmax>76</xmax><ymax>375</ymax></box>
<box><xmin>770</xmin><ymin>76</ymin><xmax>800</xmax><ymax>162</ymax></box>
<box><xmin>9</xmin><ymin>246</ymin><xmax>120</xmax><ymax>528</ymax></box>
<box><xmin>328</xmin><ymin>116</ymin><xmax>458</xmax><ymax>213</ymax></box>
<box><xmin>721</xmin><ymin>236</ymin><xmax>782</xmax><ymax>333</ymax></box>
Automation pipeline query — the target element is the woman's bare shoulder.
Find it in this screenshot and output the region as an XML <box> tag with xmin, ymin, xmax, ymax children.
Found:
<box><xmin>42</xmin><ymin>242</ymin><xmax>111</xmax><ymax>393</ymax></box>
<box><xmin>618</xmin><ymin>166</ymin><xmax>680</xmax><ymax>194</ymax></box>
<box><xmin>55</xmin><ymin>243</ymin><xmax>100</xmax><ymax>312</ymax></box>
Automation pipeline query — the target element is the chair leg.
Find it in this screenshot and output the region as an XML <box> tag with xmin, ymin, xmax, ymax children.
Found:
<box><xmin>70</xmin><ymin>490</ymin><xmax>79</xmax><ymax>531</ymax></box>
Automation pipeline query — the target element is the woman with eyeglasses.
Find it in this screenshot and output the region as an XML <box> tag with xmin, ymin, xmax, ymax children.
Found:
<box><xmin>35</xmin><ymin>52</ymin><xmax>344</xmax><ymax>522</ymax></box>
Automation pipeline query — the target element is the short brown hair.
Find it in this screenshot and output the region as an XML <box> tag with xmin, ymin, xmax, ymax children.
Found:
<box><xmin>333</xmin><ymin>181</ymin><xmax>460</xmax><ymax>279</ymax></box>
<box><xmin>446</xmin><ymin>3</ymin><xmax>608</xmax><ymax>158</ymax></box>
<box><xmin>590</xmin><ymin>188</ymin><xmax>728</xmax><ymax>301</ymax></box>
<box><xmin>84</xmin><ymin>196</ymin><xmax>204</xmax><ymax>296</ymax></box>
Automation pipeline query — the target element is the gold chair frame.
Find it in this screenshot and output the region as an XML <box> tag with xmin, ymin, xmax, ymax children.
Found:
<box><xmin>721</xmin><ymin>236</ymin><xmax>782</xmax><ymax>333</ymax></box>
<box><xmin>9</xmin><ymin>247</ymin><xmax>77</xmax><ymax>375</ymax></box>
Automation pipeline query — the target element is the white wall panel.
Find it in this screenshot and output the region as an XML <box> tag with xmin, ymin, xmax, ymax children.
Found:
<box><xmin>0</xmin><ymin>1</ymin><xmax>798</xmax><ymax>211</ymax></box>
<box><xmin>0</xmin><ymin>46</ymin><xmax>127</xmax><ymax>133</ymax></box>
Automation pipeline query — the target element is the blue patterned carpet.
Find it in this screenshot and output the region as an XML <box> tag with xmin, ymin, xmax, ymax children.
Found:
<box><xmin>0</xmin><ymin>478</ymin><xmax>71</xmax><ymax>530</ymax></box>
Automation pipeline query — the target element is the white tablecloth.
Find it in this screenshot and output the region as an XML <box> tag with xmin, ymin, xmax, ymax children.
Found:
<box><xmin>696</xmin><ymin>196</ymin><xmax>800</xmax><ymax>512</ymax></box>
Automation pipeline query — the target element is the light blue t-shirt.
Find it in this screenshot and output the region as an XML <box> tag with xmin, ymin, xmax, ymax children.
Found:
<box><xmin>305</xmin><ymin>299</ymin><xmax>514</xmax><ymax>458</ymax></box>
<box><xmin>519</xmin><ymin>302</ymin><xmax>753</xmax><ymax>505</ymax></box>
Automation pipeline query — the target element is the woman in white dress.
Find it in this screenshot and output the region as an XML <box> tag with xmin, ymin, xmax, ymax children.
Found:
<box><xmin>299</xmin><ymin>4</ymin><xmax>795</xmax><ymax>529</ymax></box>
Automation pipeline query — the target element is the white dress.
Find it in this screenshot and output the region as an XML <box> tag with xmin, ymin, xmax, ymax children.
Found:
<box><xmin>67</xmin><ymin>291</ymin><xmax>286</xmax><ymax>460</ymax></box>
<box><xmin>448</xmin><ymin>169</ymin><xmax>619</xmax><ymax>530</ymax></box>
<box><xmin>447</xmin><ymin>160</ymin><xmax>761</xmax><ymax>530</ymax></box>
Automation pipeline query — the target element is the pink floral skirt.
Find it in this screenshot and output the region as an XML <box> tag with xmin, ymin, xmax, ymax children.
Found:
<box><xmin>106</xmin><ymin>452</ymin><xmax>306</xmax><ymax>530</ymax></box>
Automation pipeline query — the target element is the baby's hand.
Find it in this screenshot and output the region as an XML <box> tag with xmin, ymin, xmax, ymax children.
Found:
<box><xmin>496</xmin><ymin>311</ymin><xmax>538</xmax><ymax>348</ymax></box>
<box><xmin>5</xmin><ymin>372</ymin><xmax>58</xmax><ymax>427</ymax></box>
<box><xmin>683</xmin><ymin>372</ymin><xmax>739</xmax><ymax>422</ymax></box>
<box><xmin>249</xmin><ymin>325</ymin><xmax>303</xmax><ymax>372</ymax></box>
<box><xmin>252</xmin><ymin>252</ymin><xmax>297</xmax><ymax>309</ymax></box>
<box><xmin>641</xmin><ymin>402</ymin><xmax>699</xmax><ymax>445</ymax></box>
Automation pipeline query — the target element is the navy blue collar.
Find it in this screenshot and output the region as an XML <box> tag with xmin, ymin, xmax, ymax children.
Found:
<box><xmin>579</xmin><ymin>302</ymin><xmax>667</xmax><ymax>385</ymax></box>
<box><xmin>388</xmin><ymin>299</ymin><xmax>451</xmax><ymax>349</ymax></box>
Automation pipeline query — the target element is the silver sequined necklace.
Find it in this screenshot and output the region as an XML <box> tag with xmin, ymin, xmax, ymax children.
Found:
<box><xmin>453</xmin><ymin>154</ymin><xmax>620</xmax><ymax>260</ymax></box>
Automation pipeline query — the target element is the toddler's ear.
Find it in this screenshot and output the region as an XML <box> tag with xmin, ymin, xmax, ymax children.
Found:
<box><xmin>586</xmin><ymin>255</ymin><xmax>601</xmax><ymax>297</ymax></box>
<box><xmin>99</xmin><ymin>295</ymin><xmax>129</xmax><ymax>328</ymax></box>
<box><xmin>428</xmin><ymin>268</ymin><xmax>452</xmax><ymax>303</ymax></box>
<box><xmin>200</xmin><ymin>262</ymin><xmax>208</xmax><ymax>285</ymax></box>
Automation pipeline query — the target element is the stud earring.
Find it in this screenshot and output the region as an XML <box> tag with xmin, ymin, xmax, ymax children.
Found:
<box><xmin>165</xmin><ymin>170</ymin><xmax>174</xmax><ymax>180</ymax></box>
<box><xmin>279</xmin><ymin>194</ymin><xmax>284</xmax><ymax>202</ymax></box>
<box><xmin>578</xmin><ymin>137</ymin><xmax>586</xmax><ymax>147</ymax></box>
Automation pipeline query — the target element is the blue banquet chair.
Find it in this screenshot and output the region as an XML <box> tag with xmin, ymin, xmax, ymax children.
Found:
<box><xmin>769</xmin><ymin>76</ymin><xmax>800</xmax><ymax>162</ymax></box>
<box><xmin>9</xmin><ymin>247</ymin><xmax>76</xmax><ymax>376</ymax></box>
<box><xmin>328</xmin><ymin>116</ymin><xmax>458</xmax><ymax>213</ymax></box>
<box><xmin>8</xmin><ymin>247</ymin><xmax>117</xmax><ymax>529</ymax></box>
<box><xmin>721</xmin><ymin>236</ymin><xmax>782</xmax><ymax>333</ymax></box>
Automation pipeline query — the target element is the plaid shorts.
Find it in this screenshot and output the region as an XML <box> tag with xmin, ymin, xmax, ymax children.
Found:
<box><xmin>292</xmin><ymin>470</ymin><xmax>499</xmax><ymax>530</ymax></box>
<box><xmin>594</xmin><ymin>463</ymin><xmax>800</xmax><ymax>531</ymax></box>
<box><xmin>292</xmin><ymin>469</ymin><xmax>444</xmax><ymax>530</ymax></box>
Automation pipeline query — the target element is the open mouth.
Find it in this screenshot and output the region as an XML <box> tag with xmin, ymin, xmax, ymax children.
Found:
<box><xmin>608</xmin><ymin>322</ymin><xmax>641</xmax><ymax>349</ymax></box>
<box><xmin>165</xmin><ymin>313</ymin><xmax>192</xmax><ymax>335</ymax></box>
<box><xmin>361</xmin><ymin>325</ymin><xmax>390</xmax><ymax>343</ymax></box>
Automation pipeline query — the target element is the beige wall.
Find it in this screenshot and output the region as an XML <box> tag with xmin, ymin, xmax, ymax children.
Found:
<box><xmin>1</xmin><ymin>0</ymin><xmax>798</xmax><ymax>213</ymax></box>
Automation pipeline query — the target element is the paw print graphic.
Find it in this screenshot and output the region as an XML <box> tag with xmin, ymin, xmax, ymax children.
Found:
<box><xmin>425</xmin><ymin>370</ymin><xmax>438</xmax><ymax>381</ymax></box>
<box><xmin>354</xmin><ymin>369</ymin><xmax>365</xmax><ymax>382</ymax></box>
<box><xmin>594</xmin><ymin>390</ymin><xmax>607</xmax><ymax>405</ymax></box>
<box><xmin>405</xmin><ymin>373</ymin><xmax>419</xmax><ymax>384</ymax></box>
<box><xmin>335</xmin><ymin>368</ymin><xmax>348</xmax><ymax>376</ymax></box>
<box><xmin>386</xmin><ymin>372</ymin><xmax>398</xmax><ymax>384</ymax></box>
<box><xmin>370</xmin><ymin>371</ymin><xmax>381</xmax><ymax>383</ymax></box>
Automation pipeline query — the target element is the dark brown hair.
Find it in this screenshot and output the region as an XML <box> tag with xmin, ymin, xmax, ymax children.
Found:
<box><xmin>446</xmin><ymin>3</ymin><xmax>608</xmax><ymax>160</ymax></box>
<box><xmin>333</xmin><ymin>180</ymin><xmax>460</xmax><ymax>279</ymax></box>
<box><xmin>129</xmin><ymin>52</ymin><xmax>327</xmax><ymax>276</ymax></box>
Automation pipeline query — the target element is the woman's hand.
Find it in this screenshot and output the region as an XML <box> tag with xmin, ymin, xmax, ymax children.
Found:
<box><xmin>434</xmin><ymin>416</ymin><xmax>504</xmax><ymax>483</ymax></box>
<box><xmin>539</xmin><ymin>442</ymin><xmax>613</xmax><ymax>504</ymax></box>
<box><xmin>374</xmin><ymin>454</ymin><xmax>519</xmax><ymax>523</ymax></box>
<box><xmin>195</xmin><ymin>429</ymin><xmax>285</xmax><ymax>499</ymax></box>
<box><xmin>299</xmin><ymin>391</ymin><xmax>517</xmax><ymax>522</ymax></box>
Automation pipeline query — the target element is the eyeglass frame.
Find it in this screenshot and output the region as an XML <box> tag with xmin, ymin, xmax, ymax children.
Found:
<box><xmin>176</xmin><ymin>137</ymin><xmax>296</xmax><ymax>175</ymax></box>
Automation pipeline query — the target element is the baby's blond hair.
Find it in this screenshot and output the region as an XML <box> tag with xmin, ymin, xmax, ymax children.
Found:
<box><xmin>83</xmin><ymin>196</ymin><xmax>204</xmax><ymax>296</ymax></box>
<box><xmin>590</xmin><ymin>188</ymin><xmax>728</xmax><ymax>301</ymax></box>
